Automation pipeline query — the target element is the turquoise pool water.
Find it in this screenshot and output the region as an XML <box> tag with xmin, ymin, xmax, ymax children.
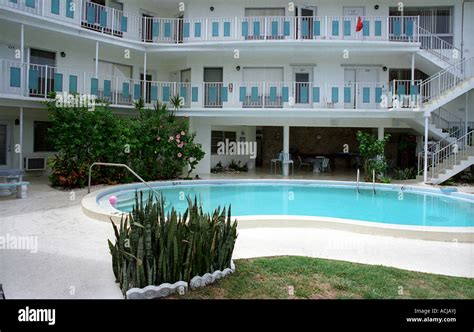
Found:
<box><xmin>103</xmin><ymin>182</ymin><xmax>474</xmax><ymax>227</ymax></box>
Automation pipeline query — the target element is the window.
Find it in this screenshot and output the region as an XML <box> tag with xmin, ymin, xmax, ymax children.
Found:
<box><xmin>34</xmin><ymin>121</ymin><xmax>55</xmax><ymax>152</ymax></box>
<box><xmin>244</xmin><ymin>8</ymin><xmax>285</xmax><ymax>17</ymax></box>
<box><xmin>211</xmin><ymin>131</ymin><xmax>236</xmax><ymax>154</ymax></box>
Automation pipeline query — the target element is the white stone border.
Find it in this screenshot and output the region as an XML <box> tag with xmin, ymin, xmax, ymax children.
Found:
<box><xmin>125</xmin><ymin>261</ymin><xmax>236</xmax><ymax>299</ymax></box>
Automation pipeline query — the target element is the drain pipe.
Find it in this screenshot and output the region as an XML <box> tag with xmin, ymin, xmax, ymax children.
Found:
<box><xmin>372</xmin><ymin>169</ymin><xmax>376</xmax><ymax>195</ymax></box>
<box><xmin>356</xmin><ymin>168</ymin><xmax>360</xmax><ymax>193</ymax></box>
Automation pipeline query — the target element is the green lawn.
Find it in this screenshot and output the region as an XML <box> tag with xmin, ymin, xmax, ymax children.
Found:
<box><xmin>175</xmin><ymin>256</ymin><xmax>474</xmax><ymax>299</ymax></box>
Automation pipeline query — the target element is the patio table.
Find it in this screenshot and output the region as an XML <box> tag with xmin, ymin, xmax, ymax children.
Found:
<box><xmin>0</xmin><ymin>169</ymin><xmax>25</xmax><ymax>197</ymax></box>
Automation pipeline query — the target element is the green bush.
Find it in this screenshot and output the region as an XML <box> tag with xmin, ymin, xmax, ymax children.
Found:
<box><xmin>46</xmin><ymin>99</ymin><xmax>205</xmax><ymax>188</ymax></box>
<box><xmin>392</xmin><ymin>167</ymin><xmax>417</xmax><ymax>180</ymax></box>
<box><xmin>356</xmin><ymin>131</ymin><xmax>391</xmax><ymax>182</ymax></box>
<box><xmin>108</xmin><ymin>192</ymin><xmax>238</xmax><ymax>295</ymax></box>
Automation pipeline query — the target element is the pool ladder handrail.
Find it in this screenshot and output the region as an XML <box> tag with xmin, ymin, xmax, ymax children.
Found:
<box><xmin>87</xmin><ymin>162</ymin><xmax>161</xmax><ymax>198</ymax></box>
<box><xmin>356</xmin><ymin>168</ymin><xmax>360</xmax><ymax>194</ymax></box>
<box><xmin>372</xmin><ymin>169</ymin><xmax>376</xmax><ymax>195</ymax></box>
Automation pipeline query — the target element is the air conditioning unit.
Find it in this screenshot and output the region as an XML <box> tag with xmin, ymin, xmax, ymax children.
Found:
<box><xmin>24</xmin><ymin>157</ymin><xmax>47</xmax><ymax>171</ymax></box>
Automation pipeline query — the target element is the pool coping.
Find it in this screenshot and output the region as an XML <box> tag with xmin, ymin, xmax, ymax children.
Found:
<box><xmin>82</xmin><ymin>179</ymin><xmax>474</xmax><ymax>243</ymax></box>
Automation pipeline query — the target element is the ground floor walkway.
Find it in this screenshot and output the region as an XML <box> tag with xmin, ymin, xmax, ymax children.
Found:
<box><xmin>0</xmin><ymin>176</ymin><xmax>472</xmax><ymax>298</ymax></box>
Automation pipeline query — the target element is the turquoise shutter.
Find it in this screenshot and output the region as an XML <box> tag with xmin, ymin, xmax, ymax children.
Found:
<box><xmin>344</xmin><ymin>87</ymin><xmax>351</xmax><ymax>103</ymax></box>
<box><xmin>66</xmin><ymin>0</ymin><xmax>74</xmax><ymax>18</ymax></box>
<box><xmin>302</xmin><ymin>20</ymin><xmax>309</xmax><ymax>38</ymax></box>
<box><xmin>99</xmin><ymin>8</ymin><xmax>107</xmax><ymax>27</ymax></box>
<box><xmin>194</xmin><ymin>22</ymin><xmax>201</xmax><ymax>37</ymax></box>
<box><xmin>10</xmin><ymin>67</ymin><xmax>21</xmax><ymax>88</ymax></box>
<box><xmin>312</xmin><ymin>87</ymin><xmax>320</xmax><ymax>103</ymax></box>
<box><xmin>271</xmin><ymin>21</ymin><xmax>278</xmax><ymax>37</ymax></box>
<box><xmin>134</xmin><ymin>84</ymin><xmax>141</xmax><ymax>99</ymax></box>
<box><xmin>314</xmin><ymin>20</ymin><xmax>321</xmax><ymax>36</ymax></box>
<box><xmin>344</xmin><ymin>21</ymin><xmax>351</xmax><ymax>36</ymax></box>
<box><xmin>86</xmin><ymin>3</ymin><xmax>95</xmax><ymax>24</ymax></box>
<box><xmin>363</xmin><ymin>87</ymin><xmax>370</xmax><ymax>103</ymax></box>
<box><xmin>251</xmin><ymin>86</ymin><xmax>258</xmax><ymax>102</ymax></box>
<box><xmin>183</xmin><ymin>23</ymin><xmax>190</xmax><ymax>38</ymax></box>
<box><xmin>103</xmin><ymin>80</ymin><xmax>111</xmax><ymax>97</ymax></box>
<box><xmin>269</xmin><ymin>87</ymin><xmax>277</xmax><ymax>102</ymax></box>
<box><xmin>162</xmin><ymin>86</ymin><xmax>170</xmax><ymax>102</ymax></box>
<box><xmin>242</xmin><ymin>21</ymin><xmax>249</xmax><ymax>37</ymax></box>
<box><xmin>221</xmin><ymin>86</ymin><xmax>228</xmax><ymax>102</ymax></box>
<box><xmin>152</xmin><ymin>21</ymin><xmax>160</xmax><ymax>37</ymax></box>
<box><xmin>54</xmin><ymin>73</ymin><xmax>63</xmax><ymax>92</ymax></box>
<box><xmin>282</xmin><ymin>87</ymin><xmax>289</xmax><ymax>102</ymax></box>
<box><xmin>332</xmin><ymin>87</ymin><xmax>339</xmax><ymax>102</ymax></box>
<box><xmin>69</xmin><ymin>75</ymin><xmax>77</xmax><ymax>93</ymax></box>
<box><xmin>121</xmin><ymin>16</ymin><xmax>128</xmax><ymax>32</ymax></box>
<box><xmin>164</xmin><ymin>22</ymin><xmax>171</xmax><ymax>37</ymax></box>
<box><xmin>90</xmin><ymin>78</ymin><xmax>98</xmax><ymax>95</ymax></box>
<box><xmin>209</xmin><ymin>86</ymin><xmax>217</xmax><ymax>102</ymax></box>
<box><xmin>212</xmin><ymin>22</ymin><xmax>219</xmax><ymax>37</ymax></box>
<box><xmin>375</xmin><ymin>87</ymin><xmax>383</xmax><ymax>103</ymax></box>
<box><xmin>393</xmin><ymin>20</ymin><xmax>401</xmax><ymax>36</ymax></box>
<box><xmin>363</xmin><ymin>21</ymin><xmax>369</xmax><ymax>36</ymax></box>
<box><xmin>51</xmin><ymin>0</ymin><xmax>59</xmax><ymax>15</ymax></box>
<box><xmin>29</xmin><ymin>69</ymin><xmax>39</xmax><ymax>90</ymax></box>
<box><xmin>284</xmin><ymin>21</ymin><xmax>290</xmax><ymax>36</ymax></box>
<box><xmin>192</xmin><ymin>87</ymin><xmax>198</xmax><ymax>102</ymax></box>
<box><xmin>300</xmin><ymin>86</ymin><xmax>308</xmax><ymax>103</ymax></box>
<box><xmin>253</xmin><ymin>21</ymin><xmax>260</xmax><ymax>36</ymax></box>
<box><xmin>122</xmin><ymin>82</ymin><xmax>130</xmax><ymax>99</ymax></box>
<box><xmin>25</xmin><ymin>0</ymin><xmax>35</xmax><ymax>8</ymax></box>
<box><xmin>375</xmin><ymin>21</ymin><xmax>382</xmax><ymax>36</ymax></box>
<box><xmin>224</xmin><ymin>22</ymin><xmax>231</xmax><ymax>37</ymax></box>
<box><xmin>332</xmin><ymin>21</ymin><xmax>339</xmax><ymax>36</ymax></box>
<box><xmin>180</xmin><ymin>86</ymin><xmax>187</xmax><ymax>101</ymax></box>
<box><xmin>239</xmin><ymin>87</ymin><xmax>246</xmax><ymax>102</ymax></box>
<box><xmin>150</xmin><ymin>86</ymin><xmax>158</xmax><ymax>101</ymax></box>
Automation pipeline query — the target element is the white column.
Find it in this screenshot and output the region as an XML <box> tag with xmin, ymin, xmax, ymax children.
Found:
<box><xmin>20</xmin><ymin>24</ymin><xmax>24</xmax><ymax>96</ymax></box>
<box><xmin>19</xmin><ymin>107</ymin><xmax>23</xmax><ymax>170</ymax></box>
<box><xmin>377</xmin><ymin>127</ymin><xmax>385</xmax><ymax>140</ymax></box>
<box><xmin>411</xmin><ymin>53</ymin><xmax>415</xmax><ymax>85</ymax></box>
<box><xmin>95</xmin><ymin>41</ymin><xmax>99</xmax><ymax>77</ymax></box>
<box><xmin>143</xmin><ymin>51</ymin><xmax>147</xmax><ymax>102</ymax></box>
<box><xmin>283</xmin><ymin>125</ymin><xmax>290</xmax><ymax>176</ymax></box>
<box><xmin>423</xmin><ymin>115</ymin><xmax>429</xmax><ymax>183</ymax></box>
<box><xmin>466</xmin><ymin>93</ymin><xmax>469</xmax><ymax>145</ymax></box>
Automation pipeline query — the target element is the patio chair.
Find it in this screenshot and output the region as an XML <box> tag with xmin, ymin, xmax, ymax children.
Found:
<box><xmin>320</xmin><ymin>158</ymin><xmax>331</xmax><ymax>172</ymax></box>
<box><xmin>271</xmin><ymin>152</ymin><xmax>283</xmax><ymax>174</ymax></box>
<box><xmin>282</xmin><ymin>153</ymin><xmax>294</xmax><ymax>175</ymax></box>
<box><xmin>298</xmin><ymin>155</ymin><xmax>311</xmax><ymax>171</ymax></box>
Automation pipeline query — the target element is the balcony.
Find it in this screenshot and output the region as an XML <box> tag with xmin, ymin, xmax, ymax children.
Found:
<box><xmin>1</xmin><ymin>59</ymin><xmax>422</xmax><ymax>111</ymax></box>
<box><xmin>0</xmin><ymin>0</ymin><xmax>420</xmax><ymax>45</ymax></box>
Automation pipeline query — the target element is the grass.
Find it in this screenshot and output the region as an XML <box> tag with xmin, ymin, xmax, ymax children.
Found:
<box><xmin>173</xmin><ymin>256</ymin><xmax>474</xmax><ymax>299</ymax></box>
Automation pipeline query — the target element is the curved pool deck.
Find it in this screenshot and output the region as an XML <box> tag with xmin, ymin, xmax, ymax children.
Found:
<box><xmin>82</xmin><ymin>179</ymin><xmax>474</xmax><ymax>243</ymax></box>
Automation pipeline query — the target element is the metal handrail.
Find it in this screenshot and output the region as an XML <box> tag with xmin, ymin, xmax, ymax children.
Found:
<box><xmin>88</xmin><ymin>162</ymin><xmax>161</xmax><ymax>198</ymax></box>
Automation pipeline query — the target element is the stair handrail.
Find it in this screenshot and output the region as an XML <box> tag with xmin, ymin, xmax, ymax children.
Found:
<box><xmin>429</xmin><ymin>130</ymin><xmax>474</xmax><ymax>180</ymax></box>
<box><xmin>88</xmin><ymin>162</ymin><xmax>161</xmax><ymax>198</ymax></box>
<box><xmin>418</xmin><ymin>26</ymin><xmax>462</xmax><ymax>63</ymax></box>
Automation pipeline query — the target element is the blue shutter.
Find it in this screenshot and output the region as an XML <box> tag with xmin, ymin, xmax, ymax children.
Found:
<box><xmin>300</xmin><ymin>86</ymin><xmax>308</xmax><ymax>103</ymax></box>
<box><xmin>284</xmin><ymin>21</ymin><xmax>290</xmax><ymax>36</ymax></box>
<box><xmin>239</xmin><ymin>87</ymin><xmax>246</xmax><ymax>102</ymax></box>
<box><xmin>91</xmin><ymin>78</ymin><xmax>98</xmax><ymax>95</ymax></box>
<box><xmin>9</xmin><ymin>0</ymin><xmax>18</xmax><ymax>3</ymax></box>
<box><xmin>51</xmin><ymin>0</ymin><xmax>59</xmax><ymax>15</ymax></box>
<box><xmin>212</xmin><ymin>22</ymin><xmax>219</xmax><ymax>37</ymax></box>
<box><xmin>242</xmin><ymin>21</ymin><xmax>249</xmax><ymax>37</ymax></box>
<box><xmin>180</xmin><ymin>86</ymin><xmax>187</xmax><ymax>101</ymax></box>
<box><xmin>312</xmin><ymin>87</ymin><xmax>320</xmax><ymax>103</ymax></box>
<box><xmin>183</xmin><ymin>23</ymin><xmax>190</xmax><ymax>38</ymax></box>
<box><xmin>121</xmin><ymin>16</ymin><xmax>128</xmax><ymax>32</ymax></box>
<box><xmin>363</xmin><ymin>21</ymin><xmax>369</xmax><ymax>36</ymax></box>
<box><xmin>99</xmin><ymin>8</ymin><xmax>107</xmax><ymax>27</ymax></box>
<box><xmin>25</xmin><ymin>0</ymin><xmax>35</xmax><ymax>8</ymax></box>
<box><xmin>10</xmin><ymin>67</ymin><xmax>21</xmax><ymax>88</ymax></box>
<box><xmin>150</xmin><ymin>86</ymin><xmax>158</xmax><ymax>101</ymax></box>
<box><xmin>28</xmin><ymin>69</ymin><xmax>39</xmax><ymax>90</ymax></box>
<box><xmin>122</xmin><ymin>82</ymin><xmax>129</xmax><ymax>99</ymax></box>
<box><xmin>69</xmin><ymin>75</ymin><xmax>77</xmax><ymax>93</ymax></box>
<box><xmin>314</xmin><ymin>20</ymin><xmax>321</xmax><ymax>36</ymax></box>
<box><xmin>192</xmin><ymin>87</ymin><xmax>198</xmax><ymax>102</ymax></box>
<box><xmin>103</xmin><ymin>80</ymin><xmax>111</xmax><ymax>97</ymax></box>
<box><xmin>398</xmin><ymin>85</ymin><xmax>405</xmax><ymax>97</ymax></box>
<box><xmin>344</xmin><ymin>87</ymin><xmax>351</xmax><ymax>103</ymax></box>
<box><xmin>375</xmin><ymin>87</ymin><xmax>383</xmax><ymax>103</ymax></box>
<box><xmin>251</xmin><ymin>86</ymin><xmax>258</xmax><ymax>102</ymax></box>
<box><xmin>253</xmin><ymin>21</ymin><xmax>260</xmax><ymax>37</ymax></box>
<box><xmin>282</xmin><ymin>87</ymin><xmax>289</xmax><ymax>102</ymax></box>
<box><xmin>224</xmin><ymin>22</ymin><xmax>231</xmax><ymax>37</ymax></box>
<box><xmin>86</xmin><ymin>3</ymin><xmax>95</xmax><ymax>24</ymax></box>
<box><xmin>405</xmin><ymin>19</ymin><xmax>414</xmax><ymax>37</ymax></box>
<box><xmin>221</xmin><ymin>86</ymin><xmax>228</xmax><ymax>102</ymax></box>
<box><xmin>134</xmin><ymin>84</ymin><xmax>141</xmax><ymax>100</ymax></box>
<box><xmin>363</xmin><ymin>87</ymin><xmax>370</xmax><ymax>103</ymax></box>
<box><xmin>164</xmin><ymin>22</ymin><xmax>171</xmax><ymax>37</ymax></box>
<box><xmin>162</xmin><ymin>86</ymin><xmax>170</xmax><ymax>102</ymax></box>
<box><xmin>152</xmin><ymin>21</ymin><xmax>160</xmax><ymax>37</ymax></box>
<box><xmin>66</xmin><ymin>0</ymin><xmax>74</xmax><ymax>18</ymax></box>
<box><xmin>393</xmin><ymin>20</ymin><xmax>401</xmax><ymax>36</ymax></box>
<box><xmin>271</xmin><ymin>21</ymin><xmax>279</xmax><ymax>37</ymax></box>
<box><xmin>269</xmin><ymin>87</ymin><xmax>277</xmax><ymax>102</ymax></box>
<box><xmin>332</xmin><ymin>21</ymin><xmax>339</xmax><ymax>36</ymax></box>
<box><xmin>344</xmin><ymin>21</ymin><xmax>351</xmax><ymax>36</ymax></box>
<box><xmin>332</xmin><ymin>87</ymin><xmax>339</xmax><ymax>103</ymax></box>
<box><xmin>194</xmin><ymin>22</ymin><xmax>201</xmax><ymax>37</ymax></box>
<box><xmin>54</xmin><ymin>73</ymin><xmax>63</xmax><ymax>92</ymax></box>
<box><xmin>375</xmin><ymin>21</ymin><xmax>382</xmax><ymax>36</ymax></box>
<box><xmin>302</xmin><ymin>20</ymin><xmax>309</xmax><ymax>38</ymax></box>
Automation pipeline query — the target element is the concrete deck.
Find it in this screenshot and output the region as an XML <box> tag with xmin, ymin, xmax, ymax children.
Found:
<box><xmin>0</xmin><ymin>175</ymin><xmax>472</xmax><ymax>299</ymax></box>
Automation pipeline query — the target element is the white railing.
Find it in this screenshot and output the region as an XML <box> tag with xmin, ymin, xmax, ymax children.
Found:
<box><xmin>428</xmin><ymin>130</ymin><xmax>474</xmax><ymax>180</ymax></box>
<box><xmin>419</xmin><ymin>27</ymin><xmax>461</xmax><ymax>64</ymax></box>
<box><xmin>419</xmin><ymin>57</ymin><xmax>474</xmax><ymax>105</ymax></box>
<box><xmin>389</xmin><ymin>80</ymin><xmax>422</xmax><ymax>108</ymax></box>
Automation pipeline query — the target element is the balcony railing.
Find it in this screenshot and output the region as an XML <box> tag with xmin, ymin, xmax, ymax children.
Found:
<box><xmin>0</xmin><ymin>0</ymin><xmax>421</xmax><ymax>44</ymax></box>
<box><xmin>1</xmin><ymin>59</ymin><xmax>424</xmax><ymax>111</ymax></box>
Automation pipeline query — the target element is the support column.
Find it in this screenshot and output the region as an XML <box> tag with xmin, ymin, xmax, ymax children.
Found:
<box><xmin>19</xmin><ymin>107</ymin><xmax>23</xmax><ymax>170</ymax></box>
<box><xmin>20</xmin><ymin>24</ymin><xmax>24</xmax><ymax>96</ymax></box>
<box><xmin>95</xmin><ymin>41</ymin><xmax>99</xmax><ymax>76</ymax></box>
<box><xmin>283</xmin><ymin>125</ymin><xmax>290</xmax><ymax>176</ymax></box>
<box><xmin>466</xmin><ymin>93</ymin><xmax>469</xmax><ymax>143</ymax></box>
<box><xmin>410</xmin><ymin>52</ymin><xmax>415</xmax><ymax>85</ymax></box>
<box><xmin>143</xmin><ymin>51</ymin><xmax>147</xmax><ymax>103</ymax></box>
<box><xmin>423</xmin><ymin>115</ymin><xmax>429</xmax><ymax>183</ymax></box>
<box><xmin>377</xmin><ymin>127</ymin><xmax>385</xmax><ymax>140</ymax></box>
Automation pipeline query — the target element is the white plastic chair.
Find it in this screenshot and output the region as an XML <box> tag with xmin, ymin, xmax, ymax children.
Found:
<box><xmin>320</xmin><ymin>158</ymin><xmax>331</xmax><ymax>172</ymax></box>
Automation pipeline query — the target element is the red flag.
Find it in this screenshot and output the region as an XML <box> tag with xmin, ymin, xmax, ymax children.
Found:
<box><xmin>356</xmin><ymin>16</ymin><xmax>363</xmax><ymax>32</ymax></box>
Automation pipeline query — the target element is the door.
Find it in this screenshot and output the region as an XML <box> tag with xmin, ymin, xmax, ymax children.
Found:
<box><xmin>142</xmin><ymin>14</ymin><xmax>153</xmax><ymax>42</ymax></box>
<box><xmin>299</xmin><ymin>7</ymin><xmax>316</xmax><ymax>39</ymax></box>
<box><xmin>29</xmin><ymin>49</ymin><xmax>56</xmax><ymax>97</ymax></box>
<box><xmin>0</xmin><ymin>122</ymin><xmax>11</xmax><ymax>169</ymax></box>
<box><xmin>180</xmin><ymin>69</ymin><xmax>191</xmax><ymax>104</ymax></box>
<box><xmin>140</xmin><ymin>73</ymin><xmax>152</xmax><ymax>103</ymax></box>
<box><xmin>243</xmin><ymin>67</ymin><xmax>284</xmax><ymax>107</ymax></box>
<box><xmin>343</xmin><ymin>7</ymin><xmax>365</xmax><ymax>39</ymax></box>
<box><xmin>204</xmin><ymin>68</ymin><xmax>223</xmax><ymax>108</ymax></box>
<box><xmin>344</xmin><ymin>69</ymin><xmax>357</xmax><ymax>108</ymax></box>
<box><xmin>293</xmin><ymin>67</ymin><xmax>312</xmax><ymax>105</ymax></box>
<box><xmin>177</xmin><ymin>15</ymin><xmax>184</xmax><ymax>43</ymax></box>
<box><xmin>347</xmin><ymin>68</ymin><xmax>378</xmax><ymax>108</ymax></box>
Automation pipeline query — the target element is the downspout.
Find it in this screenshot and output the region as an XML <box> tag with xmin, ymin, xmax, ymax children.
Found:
<box><xmin>461</xmin><ymin>0</ymin><xmax>465</xmax><ymax>58</ymax></box>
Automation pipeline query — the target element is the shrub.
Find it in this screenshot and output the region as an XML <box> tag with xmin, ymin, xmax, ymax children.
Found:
<box><xmin>356</xmin><ymin>131</ymin><xmax>391</xmax><ymax>182</ymax></box>
<box><xmin>108</xmin><ymin>192</ymin><xmax>238</xmax><ymax>296</ymax></box>
<box><xmin>392</xmin><ymin>167</ymin><xmax>417</xmax><ymax>180</ymax></box>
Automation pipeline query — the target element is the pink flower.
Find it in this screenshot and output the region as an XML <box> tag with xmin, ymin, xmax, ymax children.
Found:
<box><xmin>178</xmin><ymin>142</ymin><xmax>184</xmax><ymax>148</ymax></box>
<box><xmin>177</xmin><ymin>153</ymin><xmax>183</xmax><ymax>158</ymax></box>
<box><xmin>156</xmin><ymin>137</ymin><xmax>161</xmax><ymax>141</ymax></box>
<box><xmin>168</xmin><ymin>136</ymin><xmax>174</xmax><ymax>142</ymax></box>
<box><xmin>181</xmin><ymin>131</ymin><xmax>186</xmax><ymax>136</ymax></box>
<box><xmin>176</xmin><ymin>139</ymin><xmax>181</xmax><ymax>144</ymax></box>
<box><xmin>176</xmin><ymin>134</ymin><xmax>181</xmax><ymax>140</ymax></box>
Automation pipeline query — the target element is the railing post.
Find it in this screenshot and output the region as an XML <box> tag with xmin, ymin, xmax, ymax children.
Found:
<box><xmin>234</xmin><ymin>17</ymin><xmax>238</xmax><ymax>40</ymax></box>
<box><xmin>205</xmin><ymin>18</ymin><xmax>209</xmax><ymax>41</ymax></box>
<box><xmin>44</xmin><ymin>65</ymin><xmax>48</xmax><ymax>98</ymax></box>
<box><xmin>262</xmin><ymin>82</ymin><xmax>266</xmax><ymax>108</ymax></box>
<box><xmin>111</xmin><ymin>8</ymin><xmax>115</xmax><ymax>34</ymax></box>
<box><xmin>386</xmin><ymin>16</ymin><xmax>390</xmax><ymax>41</ymax></box>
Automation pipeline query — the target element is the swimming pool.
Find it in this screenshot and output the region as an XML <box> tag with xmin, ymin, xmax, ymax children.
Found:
<box><xmin>94</xmin><ymin>180</ymin><xmax>474</xmax><ymax>228</ymax></box>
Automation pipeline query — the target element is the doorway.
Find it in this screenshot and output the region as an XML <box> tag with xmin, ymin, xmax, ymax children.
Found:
<box><xmin>140</xmin><ymin>73</ymin><xmax>152</xmax><ymax>103</ymax></box>
<box><xmin>203</xmin><ymin>68</ymin><xmax>223</xmax><ymax>108</ymax></box>
<box><xmin>142</xmin><ymin>14</ymin><xmax>153</xmax><ymax>42</ymax></box>
<box><xmin>29</xmin><ymin>48</ymin><xmax>56</xmax><ymax>97</ymax></box>
<box><xmin>0</xmin><ymin>121</ymin><xmax>11</xmax><ymax>169</ymax></box>
<box><xmin>293</xmin><ymin>66</ymin><xmax>313</xmax><ymax>105</ymax></box>
<box><xmin>344</xmin><ymin>68</ymin><xmax>379</xmax><ymax>108</ymax></box>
